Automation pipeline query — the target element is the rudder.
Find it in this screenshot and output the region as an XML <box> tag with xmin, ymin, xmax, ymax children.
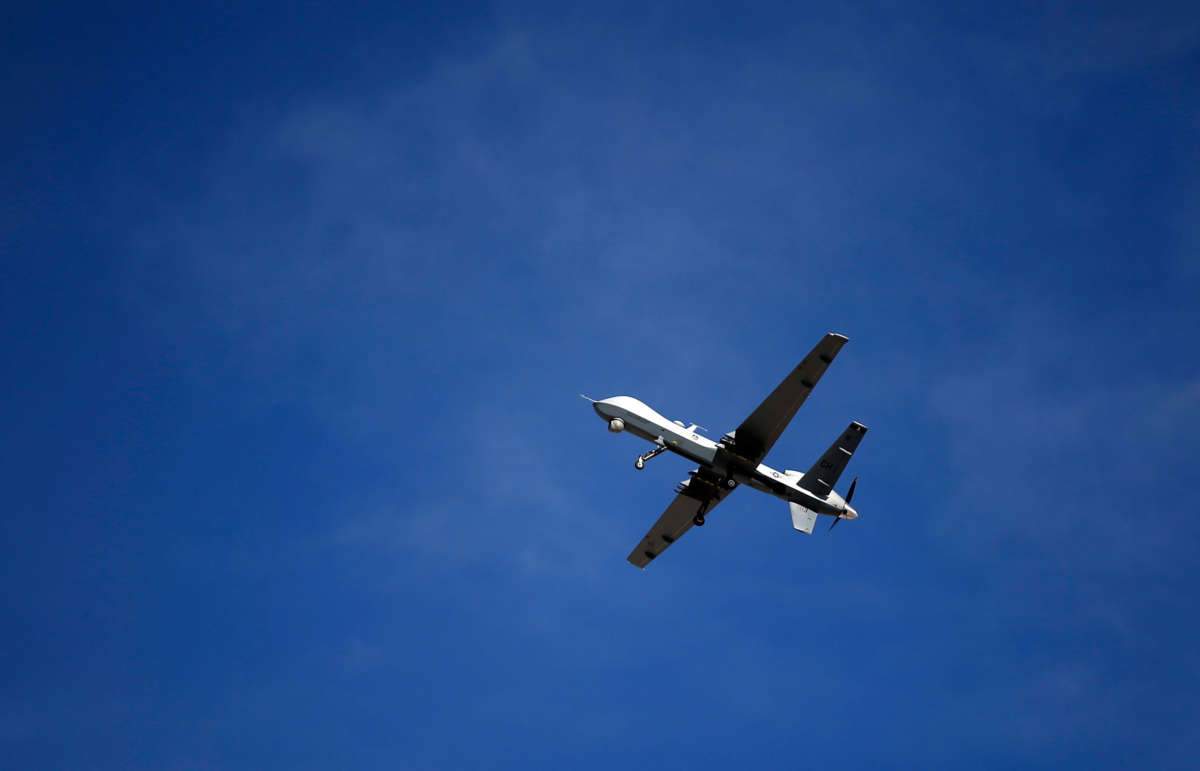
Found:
<box><xmin>789</xmin><ymin>502</ymin><xmax>818</xmax><ymax>534</ymax></box>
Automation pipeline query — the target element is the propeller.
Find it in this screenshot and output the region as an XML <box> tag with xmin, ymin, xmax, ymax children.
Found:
<box><xmin>828</xmin><ymin>477</ymin><xmax>858</xmax><ymax>532</ymax></box>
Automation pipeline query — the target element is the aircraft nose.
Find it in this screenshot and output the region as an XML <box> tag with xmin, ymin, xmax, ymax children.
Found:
<box><xmin>593</xmin><ymin>400</ymin><xmax>612</xmax><ymax>419</ymax></box>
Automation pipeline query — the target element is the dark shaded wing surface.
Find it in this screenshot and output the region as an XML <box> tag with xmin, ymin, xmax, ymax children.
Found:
<box><xmin>730</xmin><ymin>333</ymin><xmax>849</xmax><ymax>464</ymax></box>
<box><xmin>627</xmin><ymin>469</ymin><xmax>734</xmax><ymax>568</ymax></box>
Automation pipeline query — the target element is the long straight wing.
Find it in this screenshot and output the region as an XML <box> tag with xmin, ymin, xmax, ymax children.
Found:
<box><xmin>798</xmin><ymin>421</ymin><xmax>868</xmax><ymax>497</ymax></box>
<box><xmin>627</xmin><ymin>469</ymin><xmax>733</xmax><ymax>568</ymax></box>
<box><xmin>730</xmin><ymin>333</ymin><xmax>849</xmax><ymax>464</ymax></box>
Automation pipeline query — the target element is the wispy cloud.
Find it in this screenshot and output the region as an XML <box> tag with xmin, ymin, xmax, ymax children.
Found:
<box><xmin>85</xmin><ymin>10</ymin><xmax>1200</xmax><ymax>768</ymax></box>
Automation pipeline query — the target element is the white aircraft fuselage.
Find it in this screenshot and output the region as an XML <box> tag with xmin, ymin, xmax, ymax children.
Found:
<box><xmin>592</xmin><ymin>396</ymin><xmax>857</xmax><ymax>520</ymax></box>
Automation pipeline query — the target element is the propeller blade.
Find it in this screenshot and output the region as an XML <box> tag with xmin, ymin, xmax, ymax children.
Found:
<box><xmin>828</xmin><ymin>516</ymin><xmax>841</xmax><ymax>532</ymax></box>
<box><xmin>845</xmin><ymin>477</ymin><xmax>858</xmax><ymax>504</ymax></box>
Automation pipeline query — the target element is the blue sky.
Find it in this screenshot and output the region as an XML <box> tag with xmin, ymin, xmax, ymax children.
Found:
<box><xmin>4</xmin><ymin>2</ymin><xmax>1199</xmax><ymax>768</ymax></box>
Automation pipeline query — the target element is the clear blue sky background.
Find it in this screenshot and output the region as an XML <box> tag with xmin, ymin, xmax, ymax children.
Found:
<box><xmin>4</xmin><ymin>2</ymin><xmax>1199</xmax><ymax>768</ymax></box>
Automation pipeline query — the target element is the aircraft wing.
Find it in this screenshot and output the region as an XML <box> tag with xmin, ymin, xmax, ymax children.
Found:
<box><xmin>730</xmin><ymin>333</ymin><xmax>849</xmax><ymax>464</ymax></box>
<box><xmin>627</xmin><ymin>469</ymin><xmax>733</xmax><ymax>568</ymax></box>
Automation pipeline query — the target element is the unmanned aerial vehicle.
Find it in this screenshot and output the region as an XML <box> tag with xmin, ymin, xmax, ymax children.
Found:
<box><xmin>585</xmin><ymin>333</ymin><xmax>866</xmax><ymax>568</ymax></box>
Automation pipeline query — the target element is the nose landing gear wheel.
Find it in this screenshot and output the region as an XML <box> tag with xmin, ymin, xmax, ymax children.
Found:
<box><xmin>634</xmin><ymin>444</ymin><xmax>666</xmax><ymax>470</ymax></box>
<box><xmin>692</xmin><ymin>514</ymin><xmax>706</xmax><ymax>527</ymax></box>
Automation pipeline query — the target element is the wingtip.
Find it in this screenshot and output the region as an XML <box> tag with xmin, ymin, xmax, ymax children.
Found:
<box><xmin>828</xmin><ymin>332</ymin><xmax>849</xmax><ymax>342</ymax></box>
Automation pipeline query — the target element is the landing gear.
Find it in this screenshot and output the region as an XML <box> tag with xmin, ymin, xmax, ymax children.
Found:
<box><xmin>692</xmin><ymin>514</ymin><xmax>706</xmax><ymax>527</ymax></box>
<box><xmin>635</xmin><ymin>444</ymin><xmax>667</xmax><ymax>470</ymax></box>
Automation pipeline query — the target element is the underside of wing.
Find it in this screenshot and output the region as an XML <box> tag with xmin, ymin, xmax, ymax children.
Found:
<box><xmin>730</xmin><ymin>333</ymin><xmax>849</xmax><ymax>464</ymax></box>
<box><xmin>627</xmin><ymin>469</ymin><xmax>732</xmax><ymax>568</ymax></box>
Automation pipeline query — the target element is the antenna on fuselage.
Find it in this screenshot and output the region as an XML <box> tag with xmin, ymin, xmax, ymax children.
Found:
<box><xmin>579</xmin><ymin>394</ymin><xmax>597</xmax><ymax>403</ymax></box>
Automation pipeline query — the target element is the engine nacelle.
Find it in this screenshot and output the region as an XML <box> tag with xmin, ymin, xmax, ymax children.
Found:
<box><xmin>608</xmin><ymin>418</ymin><xmax>625</xmax><ymax>433</ymax></box>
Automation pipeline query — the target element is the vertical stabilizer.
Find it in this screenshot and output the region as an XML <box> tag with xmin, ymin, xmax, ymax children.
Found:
<box><xmin>789</xmin><ymin>502</ymin><xmax>818</xmax><ymax>534</ymax></box>
<box><xmin>798</xmin><ymin>421</ymin><xmax>868</xmax><ymax>497</ymax></box>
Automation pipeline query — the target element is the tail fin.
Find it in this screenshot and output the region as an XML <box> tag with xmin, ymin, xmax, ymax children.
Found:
<box><xmin>789</xmin><ymin>502</ymin><xmax>818</xmax><ymax>534</ymax></box>
<box><xmin>797</xmin><ymin>421</ymin><xmax>868</xmax><ymax>497</ymax></box>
